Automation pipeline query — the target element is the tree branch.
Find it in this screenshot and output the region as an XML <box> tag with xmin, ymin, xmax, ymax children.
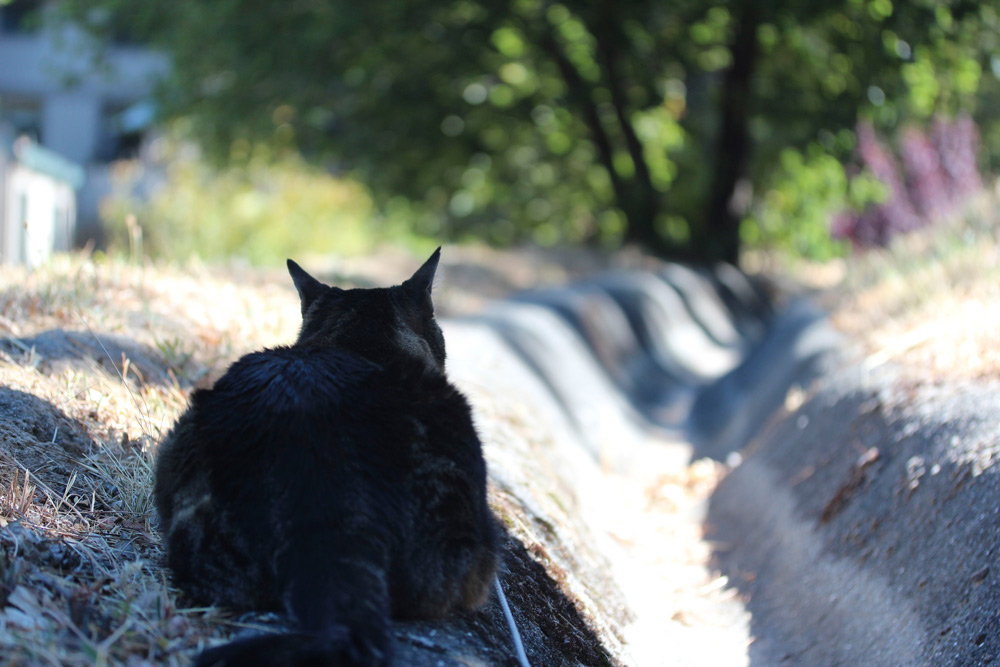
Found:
<box><xmin>534</xmin><ymin>26</ymin><xmax>629</xmax><ymax>217</ymax></box>
<box><xmin>592</xmin><ymin>9</ymin><xmax>660</xmax><ymax>240</ymax></box>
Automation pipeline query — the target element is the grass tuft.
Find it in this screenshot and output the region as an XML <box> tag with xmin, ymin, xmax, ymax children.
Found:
<box><xmin>0</xmin><ymin>252</ymin><xmax>304</xmax><ymax>665</ymax></box>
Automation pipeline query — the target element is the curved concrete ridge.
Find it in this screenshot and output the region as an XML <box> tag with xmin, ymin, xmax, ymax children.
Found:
<box><xmin>508</xmin><ymin>281</ymin><xmax>692</xmax><ymax>426</ymax></box>
<box><xmin>657</xmin><ymin>263</ymin><xmax>747</xmax><ymax>350</ymax></box>
<box><xmin>459</xmin><ymin>302</ymin><xmax>653</xmax><ymax>469</ymax></box>
<box><xmin>687</xmin><ymin>297</ymin><xmax>843</xmax><ymax>460</ymax></box>
<box><xmin>438</xmin><ymin>260</ymin><xmax>840</xmax><ymax>665</ymax></box>
<box><xmin>457</xmin><ymin>257</ymin><xmax>1000</xmax><ymax>666</ymax></box>
<box><xmin>588</xmin><ymin>271</ymin><xmax>742</xmax><ymax>383</ymax></box>
<box><xmin>454</xmin><ymin>264</ymin><xmax>829</xmax><ymax>467</ymax></box>
<box><xmin>699</xmin><ymin>262</ymin><xmax>773</xmax><ymax>341</ymax></box>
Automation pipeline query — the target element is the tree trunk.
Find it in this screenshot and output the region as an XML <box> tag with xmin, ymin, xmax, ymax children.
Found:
<box><xmin>701</xmin><ymin>3</ymin><xmax>761</xmax><ymax>266</ymax></box>
<box><xmin>537</xmin><ymin>18</ymin><xmax>682</xmax><ymax>258</ymax></box>
<box><xmin>593</xmin><ymin>17</ymin><xmax>662</xmax><ymax>253</ymax></box>
<box><xmin>537</xmin><ymin>30</ymin><xmax>627</xmax><ymax>217</ymax></box>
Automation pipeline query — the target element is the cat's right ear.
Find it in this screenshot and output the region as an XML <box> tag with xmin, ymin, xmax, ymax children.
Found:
<box><xmin>287</xmin><ymin>259</ymin><xmax>325</xmax><ymax>315</ymax></box>
<box><xmin>403</xmin><ymin>247</ymin><xmax>441</xmax><ymax>302</ymax></box>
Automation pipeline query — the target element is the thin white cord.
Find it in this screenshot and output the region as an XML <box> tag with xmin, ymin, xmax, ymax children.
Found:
<box><xmin>495</xmin><ymin>575</ymin><xmax>531</xmax><ymax>667</ymax></box>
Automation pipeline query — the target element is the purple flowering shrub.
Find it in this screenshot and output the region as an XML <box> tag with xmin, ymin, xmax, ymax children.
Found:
<box><xmin>833</xmin><ymin>115</ymin><xmax>984</xmax><ymax>249</ymax></box>
<box><xmin>933</xmin><ymin>115</ymin><xmax>982</xmax><ymax>198</ymax></box>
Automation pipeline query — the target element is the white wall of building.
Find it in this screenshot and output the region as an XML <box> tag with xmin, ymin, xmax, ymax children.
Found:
<box><xmin>3</xmin><ymin>161</ymin><xmax>76</xmax><ymax>267</ymax></box>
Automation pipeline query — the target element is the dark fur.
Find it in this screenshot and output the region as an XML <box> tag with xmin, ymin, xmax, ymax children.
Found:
<box><xmin>154</xmin><ymin>249</ymin><xmax>500</xmax><ymax>666</ymax></box>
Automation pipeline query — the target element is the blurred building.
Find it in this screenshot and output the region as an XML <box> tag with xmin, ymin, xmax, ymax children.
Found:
<box><xmin>0</xmin><ymin>128</ymin><xmax>84</xmax><ymax>266</ymax></box>
<box><xmin>0</xmin><ymin>0</ymin><xmax>166</xmax><ymax>254</ymax></box>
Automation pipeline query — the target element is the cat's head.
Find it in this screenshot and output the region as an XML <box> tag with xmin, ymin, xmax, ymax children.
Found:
<box><xmin>286</xmin><ymin>248</ymin><xmax>446</xmax><ymax>371</ymax></box>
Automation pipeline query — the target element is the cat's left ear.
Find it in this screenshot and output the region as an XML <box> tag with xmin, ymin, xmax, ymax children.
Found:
<box><xmin>287</xmin><ymin>259</ymin><xmax>326</xmax><ymax>315</ymax></box>
<box><xmin>403</xmin><ymin>247</ymin><xmax>441</xmax><ymax>303</ymax></box>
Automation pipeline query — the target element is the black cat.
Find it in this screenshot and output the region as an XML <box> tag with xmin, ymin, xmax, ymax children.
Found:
<box><xmin>154</xmin><ymin>249</ymin><xmax>500</xmax><ymax>666</ymax></box>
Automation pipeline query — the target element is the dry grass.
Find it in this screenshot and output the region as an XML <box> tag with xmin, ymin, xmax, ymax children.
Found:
<box><xmin>826</xmin><ymin>193</ymin><xmax>1000</xmax><ymax>382</ymax></box>
<box><xmin>749</xmin><ymin>189</ymin><xmax>1000</xmax><ymax>383</ymax></box>
<box><xmin>0</xmin><ymin>254</ymin><xmax>307</xmax><ymax>666</ymax></box>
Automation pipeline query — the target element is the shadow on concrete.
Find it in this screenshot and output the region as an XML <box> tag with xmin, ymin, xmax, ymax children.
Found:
<box><xmin>687</xmin><ymin>299</ymin><xmax>841</xmax><ymax>461</ymax></box>
<box><xmin>696</xmin><ymin>263</ymin><xmax>774</xmax><ymax>341</ymax></box>
<box><xmin>706</xmin><ymin>369</ymin><xmax>1000</xmax><ymax>665</ymax></box>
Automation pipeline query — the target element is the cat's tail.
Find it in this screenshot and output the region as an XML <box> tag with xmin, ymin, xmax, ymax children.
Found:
<box><xmin>194</xmin><ymin>629</ymin><xmax>360</xmax><ymax>667</ymax></box>
<box><xmin>196</xmin><ymin>530</ymin><xmax>394</xmax><ymax>667</ymax></box>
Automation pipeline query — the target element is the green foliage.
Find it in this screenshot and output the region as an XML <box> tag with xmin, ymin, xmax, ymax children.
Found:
<box><xmin>101</xmin><ymin>135</ymin><xmax>419</xmax><ymax>265</ymax></box>
<box><xmin>60</xmin><ymin>0</ymin><xmax>1000</xmax><ymax>264</ymax></box>
<box><xmin>742</xmin><ymin>144</ymin><xmax>887</xmax><ymax>260</ymax></box>
<box><xmin>61</xmin><ymin>0</ymin><xmax>702</xmax><ymax>254</ymax></box>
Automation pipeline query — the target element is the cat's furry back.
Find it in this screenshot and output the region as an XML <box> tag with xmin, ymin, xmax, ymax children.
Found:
<box><xmin>154</xmin><ymin>249</ymin><xmax>500</xmax><ymax>666</ymax></box>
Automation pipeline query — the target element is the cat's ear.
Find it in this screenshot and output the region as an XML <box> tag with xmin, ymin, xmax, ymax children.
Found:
<box><xmin>402</xmin><ymin>247</ymin><xmax>441</xmax><ymax>303</ymax></box>
<box><xmin>287</xmin><ymin>259</ymin><xmax>326</xmax><ymax>315</ymax></box>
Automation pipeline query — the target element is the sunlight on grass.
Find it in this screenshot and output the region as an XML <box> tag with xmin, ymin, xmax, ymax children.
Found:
<box><xmin>0</xmin><ymin>253</ymin><xmax>304</xmax><ymax>665</ymax></box>
<box><xmin>99</xmin><ymin>135</ymin><xmax>430</xmax><ymax>266</ymax></box>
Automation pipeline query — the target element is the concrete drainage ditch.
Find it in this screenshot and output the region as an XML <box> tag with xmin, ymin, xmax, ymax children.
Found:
<box><xmin>420</xmin><ymin>259</ymin><xmax>997</xmax><ymax>666</ymax></box>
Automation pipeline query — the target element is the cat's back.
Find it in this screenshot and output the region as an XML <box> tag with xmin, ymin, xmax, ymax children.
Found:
<box><xmin>156</xmin><ymin>346</ymin><xmax>375</xmax><ymax>494</ymax></box>
<box><xmin>155</xmin><ymin>252</ymin><xmax>501</xmax><ymax>665</ymax></box>
<box><xmin>205</xmin><ymin>345</ymin><xmax>375</xmax><ymax>416</ymax></box>
<box><xmin>188</xmin><ymin>346</ymin><xmax>474</xmax><ymax>462</ymax></box>
<box><xmin>202</xmin><ymin>345</ymin><xmax>464</xmax><ymax>423</ymax></box>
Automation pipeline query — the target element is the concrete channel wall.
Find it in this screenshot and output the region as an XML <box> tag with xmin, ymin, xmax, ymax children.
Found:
<box><xmin>708</xmin><ymin>368</ymin><xmax>1000</xmax><ymax>666</ymax></box>
<box><xmin>424</xmin><ymin>262</ymin><xmax>837</xmax><ymax>665</ymax></box>
<box><xmin>438</xmin><ymin>260</ymin><xmax>997</xmax><ymax>666</ymax></box>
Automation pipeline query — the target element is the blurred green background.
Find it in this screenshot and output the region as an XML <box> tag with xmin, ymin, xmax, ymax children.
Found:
<box><xmin>58</xmin><ymin>0</ymin><xmax>1000</xmax><ymax>266</ymax></box>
